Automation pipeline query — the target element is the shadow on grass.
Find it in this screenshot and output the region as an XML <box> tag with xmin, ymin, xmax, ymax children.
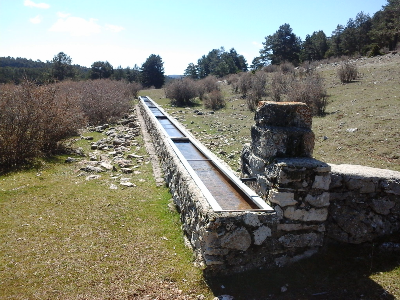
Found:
<box><xmin>204</xmin><ymin>240</ymin><xmax>400</xmax><ymax>300</ymax></box>
<box><xmin>0</xmin><ymin>153</ymin><xmax>75</xmax><ymax>176</ymax></box>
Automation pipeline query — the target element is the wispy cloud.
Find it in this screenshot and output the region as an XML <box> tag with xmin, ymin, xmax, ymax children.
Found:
<box><xmin>29</xmin><ymin>15</ymin><xmax>42</xmax><ymax>24</ymax></box>
<box><xmin>57</xmin><ymin>12</ymin><xmax>70</xmax><ymax>18</ymax></box>
<box><xmin>24</xmin><ymin>0</ymin><xmax>50</xmax><ymax>9</ymax></box>
<box><xmin>105</xmin><ymin>24</ymin><xmax>125</xmax><ymax>33</ymax></box>
<box><xmin>252</xmin><ymin>41</ymin><xmax>263</xmax><ymax>48</ymax></box>
<box><xmin>49</xmin><ymin>14</ymin><xmax>101</xmax><ymax>36</ymax></box>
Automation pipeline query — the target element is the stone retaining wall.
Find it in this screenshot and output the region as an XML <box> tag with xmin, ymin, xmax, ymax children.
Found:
<box><xmin>327</xmin><ymin>164</ymin><xmax>400</xmax><ymax>244</ymax></box>
<box><xmin>138</xmin><ymin>99</ymin><xmax>329</xmax><ymax>275</ymax></box>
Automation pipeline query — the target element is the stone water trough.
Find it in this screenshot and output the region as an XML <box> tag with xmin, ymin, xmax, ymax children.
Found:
<box><xmin>139</xmin><ymin>97</ymin><xmax>400</xmax><ymax>275</ymax></box>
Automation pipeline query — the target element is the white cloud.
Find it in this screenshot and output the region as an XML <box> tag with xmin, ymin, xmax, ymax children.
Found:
<box><xmin>29</xmin><ymin>15</ymin><xmax>42</xmax><ymax>24</ymax></box>
<box><xmin>105</xmin><ymin>24</ymin><xmax>125</xmax><ymax>33</ymax></box>
<box><xmin>49</xmin><ymin>14</ymin><xmax>101</xmax><ymax>36</ymax></box>
<box><xmin>24</xmin><ymin>0</ymin><xmax>50</xmax><ymax>9</ymax></box>
<box><xmin>252</xmin><ymin>41</ymin><xmax>263</xmax><ymax>48</ymax></box>
<box><xmin>57</xmin><ymin>12</ymin><xmax>70</xmax><ymax>18</ymax></box>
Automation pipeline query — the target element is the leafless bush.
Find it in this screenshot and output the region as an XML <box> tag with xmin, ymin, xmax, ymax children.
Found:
<box><xmin>165</xmin><ymin>77</ymin><xmax>198</xmax><ymax>106</ymax></box>
<box><xmin>287</xmin><ymin>73</ymin><xmax>327</xmax><ymax>115</ymax></box>
<box><xmin>72</xmin><ymin>79</ymin><xmax>131</xmax><ymax>125</ymax></box>
<box><xmin>337</xmin><ymin>61</ymin><xmax>358</xmax><ymax>83</ymax></box>
<box><xmin>197</xmin><ymin>75</ymin><xmax>219</xmax><ymax>100</ymax></box>
<box><xmin>0</xmin><ymin>81</ymin><xmax>86</xmax><ymax>168</ymax></box>
<box><xmin>203</xmin><ymin>89</ymin><xmax>225</xmax><ymax>110</ymax></box>
<box><xmin>226</xmin><ymin>73</ymin><xmax>240</xmax><ymax>93</ymax></box>
<box><xmin>246</xmin><ymin>71</ymin><xmax>267</xmax><ymax>111</ymax></box>
<box><xmin>238</xmin><ymin>72</ymin><xmax>253</xmax><ymax>97</ymax></box>
<box><xmin>270</xmin><ymin>71</ymin><xmax>294</xmax><ymax>101</ymax></box>
<box><xmin>127</xmin><ymin>81</ymin><xmax>143</xmax><ymax>98</ymax></box>
<box><xmin>279</xmin><ymin>62</ymin><xmax>295</xmax><ymax>74</ymax></box>
<box><xmin>262</xmin><ymin>64</ymin><xmax>278</xmax><ymax>73</ymax></box>
<box><xmin>0</xmin><ymin>79</ymin><xmax>133</xmax><ymax>169</ymax></box>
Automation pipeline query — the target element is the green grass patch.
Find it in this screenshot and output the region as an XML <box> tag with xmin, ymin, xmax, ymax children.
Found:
<box><xmin>0</xmin><ymin>127</ymin><xmax>211</xmax><ymax>299</ymax></box>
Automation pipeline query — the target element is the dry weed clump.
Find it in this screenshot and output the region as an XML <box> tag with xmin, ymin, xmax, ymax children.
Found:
<box><xmin>287</xmin><ymin>72</ymin><xmax>328</xmax><ymax>115</ymax></box>
<box><xmin>0</xmin><ymin>79</ymin><xmax>133</xmax><ymax>169</ymax></box>
<box><xmin>165</xmin><ymin>77</ymin><xmax>198</xmax><ymax>106</ymax></box>
<box><xmin>71</xmin><ymin>79</ymin><xmax>132</xmax><ymax>125</ymax></box>
<box><xmin>246</xmin><ymin>71</ymin><xmax>268</xmax><ymax>111</ymax></box>
<box><xmin>337</xmin><ymin>61</ymin><xmax>359</xmax><ymax>83</ymax></box>
<box><xmin>0</xmin><ymin>81</ymin><xmax>86</xmax><ymax>168</ymax></box>
<box><xmin>196</xmin><ymin>75</ymin><xmax>219</xmax><ymax>100</ymax></box>
<box><xmin>165</xmin><ymin>75</ymin><xmax>225</xmax><ymax>109</ymax></box>
<box><xmin>203</xmin><ymin>89</ymin><xmax>225</xmax><ymax>110</ymax></box>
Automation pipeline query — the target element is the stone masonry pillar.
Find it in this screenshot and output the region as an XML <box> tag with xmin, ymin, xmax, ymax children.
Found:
<box><xmin>242</xmin><ymin>101</ymin><xmax>331</xmax><ymax>258</ymax></box>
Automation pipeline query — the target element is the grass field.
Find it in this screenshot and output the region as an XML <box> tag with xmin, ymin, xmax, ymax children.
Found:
<box><xmin>1</xmin><ymin>54</ymin><xmax>399</xmax><ymax>299</ymax></box>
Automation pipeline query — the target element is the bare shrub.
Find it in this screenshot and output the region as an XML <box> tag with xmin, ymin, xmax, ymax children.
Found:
<box><xmin>165</xmin><ymin>77</ymin><xmax>198</xmax><ymax>106</ymax></box>
<box><xmin>238</xmin><ymin>72</ymin><xmax>253</xmax><ymax>97</ymax></box>
<box><xmin>337</xmin><ymin>61</ymin><xmax>358</xmax><ymax>83</ymax></box>
<box><xmin>270</xmin><ymin>71</ymin><xmax>295</xmax><ymax>101</ymax></box>
<box><xmin>0</xmin><ymin>81</ymin><xmax>86</xmax><ymax>168</ymax></box>
<box><xmin>280</xmin><ymin>62</ymin><xmax>295</xmax><ymax>74</ymax></box>
<box><xmin>197</xmin><ymin>75</ymin><xmax>219</xmax><ymax>100</ymax></box>
<box><xmin>74</xmin><ymin>79</ymin><xmax>131</xmax><ymax>125</ymax></box>
<box><xmin>203</xmin><ymin>89</ymin><xmax>225</xmax><ymax>110</ymax></box>
<box><xmin>246</xmin><ymin>71</ymin><xmax>267</xmax><ymax>111</ymax></box>
<box><xmin>287</xmin><ymin>73</ymin><xmax>327</xmax><ymax>116</ymax></box>
<box><xmin>262</xmin><ymin>64</ymin><xmax>278</xmax><ymax>73</ymax></box>
<box><xmin>226</xmin><ymin>73</ymin><xmax>240</xmax><ymax>93</ymax></box>
<box><xmin>127</xmin><ymin>81</ymin><xmax>143</xmax><ymax>98</ymax></box>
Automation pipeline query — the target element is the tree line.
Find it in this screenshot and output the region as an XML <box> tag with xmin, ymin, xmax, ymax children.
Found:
<box><xmin>1</xmin><ymin>0</ymin><xmax>398</xmax><ymax>84</ymax></box>
<box><xmin>252</xmin><ymin>0</ymin><xmax>399</xmax><ymax>68</ymax></box>
<box><xmin>186</xmin><ymin>0</ymin><xmax>399</xmax><ymax>74</ymax></box>
<box><xmin>0</xmin><ymin>53</ymin><xmax>165</xmax><ymax>88</ymax></box>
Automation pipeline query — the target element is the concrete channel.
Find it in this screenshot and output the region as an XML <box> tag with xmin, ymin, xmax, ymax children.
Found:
<box><xmin>139</xmin><ymin>96</ymin><xmax>273</xmax><ymax>212</ymax></box>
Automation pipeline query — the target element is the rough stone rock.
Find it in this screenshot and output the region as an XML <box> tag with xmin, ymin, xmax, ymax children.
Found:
<box><xmin>284</xmin><ymin>207</ymin><xmax>328</xmax><ymax>222</ymax></box>
<box><xmin>255</xmin><ymin>101</ymin><xmax>313</xmax><ymax>129</ymax></box>
<box><xmin>243</xmin><ymin>213</ymin><xmax>261</xmax><ymax>227</ymax></box>
<box><xmin>86</xmin><ymin>175</ymin><xmax>101</xmax><ymax>180</ymax></box>
<box><xmin>100</xmin><ymin>162</ymin><xmax>114</xmax><ymax>170</ymax></box>
<box><xmin>65</xmin><ymin>157</ymin><xmax>78</xmax><ymax>163</ymax></box>
<box><xmin>204</xmin><ymin>255</ymin><xmax>224</xmax><ymax>265</ymax></box>
<box><xmin>220</xmin><ymin>227</ymin><xmax>251</xmax><ymax>251</ymax></box>
<box><xmin>312</xmin><ymin>175</ymin><xmax>331</xmax><ymax>190</ymax></box>
<box><xmin>121</xmin><ymin>168</ymin><xmax>133</xmax><ymax>174</ymax></box>
<box><xmin>371</xmin><ymin>198</ymin><xmax>396</xmax><ymax>215</ymax></box>
<box><xmin>81</xmin><ymin>165</ymin><xmax>104</xmax><ymax>173</ymax></box>
<box><xmin>269</xmin><ymin>190</ymin><xmax>297</xmax><ymax>207</ymax></box>
<box><xmin>305</xmin><ymin>192</ymin><xmax>330</xmax><ymax>207</ymax></box>
<box><xmin>278</xmin><ymin>232</ymin><xmax>323</xmax><ymax>248</ymax></box>
<box><xmin>253</xmin><ymin>225</ymin><xmax>272</xmax><ymax>245</ymax></box>
<box><xmin>277</xmin><ymin>223</ymin><xmax>325</xmax><ymax>232</ymax></box>
<box><xmin>120</xmin><ymin>181</ymin><xmax>136</xmax><ymax>187</ymax></box>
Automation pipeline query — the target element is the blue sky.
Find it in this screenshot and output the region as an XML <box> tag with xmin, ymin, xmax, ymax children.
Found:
<box><xmin>0</xmin><ymin>0</ymin><xmax>387</xmax><ymax>75</ymax></box>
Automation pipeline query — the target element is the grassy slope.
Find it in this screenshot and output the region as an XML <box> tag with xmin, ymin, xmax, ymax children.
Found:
<box><xmin>0</xmin><ymin>134</ymin><xmax>211</xmax><ymax>299</ymax></box>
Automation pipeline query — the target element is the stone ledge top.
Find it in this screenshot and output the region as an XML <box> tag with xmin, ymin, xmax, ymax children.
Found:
<box><xmin>274</xmin><ymin>157</ymin><xmax>330</xmax><ymax>170</ymax></box>
<box><xmin>329</xmin><ymin>163</ymin><xmax>400</xmax><ymax>180</ymax></box>
<box><xmin>255</xmin><ymin>101</ymin><xmax>313</xmax><ymax>129</ymax></box>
